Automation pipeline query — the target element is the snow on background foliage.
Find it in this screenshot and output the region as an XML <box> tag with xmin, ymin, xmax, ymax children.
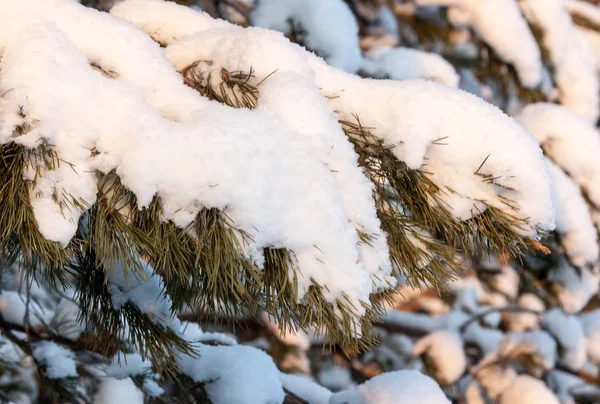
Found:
<box><xmin>1</xmin><ymin>0</ymin><xmax>600</xmax><ymax>403</ymax></box>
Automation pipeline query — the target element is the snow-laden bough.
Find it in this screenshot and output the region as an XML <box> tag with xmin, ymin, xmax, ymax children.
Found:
<box><xmin>0</xmin><ymin>0</ymin><xmax>554</xmax><ymax>347</ymax></box>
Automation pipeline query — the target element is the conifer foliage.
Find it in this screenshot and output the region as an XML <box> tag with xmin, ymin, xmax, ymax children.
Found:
<box><xmin>1</xmin><ymin>0</ymin><xmax>598</xmax><ymax>403</ymax></box>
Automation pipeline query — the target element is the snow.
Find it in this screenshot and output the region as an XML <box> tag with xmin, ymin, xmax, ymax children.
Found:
<box><xmin>329</xmin><ymin>370</ymin><xmax>450</xmax><ymax>404</ymax></box>
<box><xmin>311</xmin><ymin>65</ymin><xmax>555</xmax><ymax>234</ymax></box>
<box><xmin>279</xmin><ymin>373</ymin><xmax>332</xmax><ymax>404</ymax></box>
<box><xmin>541</xmin><ymin>309</ymin><xmax>586</xmax><ymax>370</ymax></box>
<box><xmin>32</xmin><ymin>341</ymin><xmax>77</xmax><ymax>379</ymax></box>
<box><xmin>0</xmin><ymin>336</ymin><xmax>21</xmax><ymax>363</ymax></box>
<box><xmin>516</xmin><ymin>103</ymin><xmax>600</xmax><ymax>210</ymax></box>
<box><xmin>177</xmin><ymin>344</ymin><xmax>285</xmax><ymax>404</ymax></box>
<box><xmin>107</xmin><ymin>261</ymin><xmax>179</xmax><ymax>330</ymax></box>
<box><xmin>580</xmin><ymin>309</ymin><xmax>600</xmax><ymax>363</ymax></box>
<box><xmin>498</xmin><ymin>375</ymin><xmax>560</xmax><ymax>404</ymax></box>
<box><xmin>412</xmin><ymin>330</ymin><xmax>466</xmax><ymax>384</ymax></box>
<box><xmin>53</xmin><ymin>298</ymin><xmax>85</xmax><ymax>341</ymax></box>
<box><xmin>0</xmin><ymin>0</ymin><xmax>556</xmax><ymax>330</ymax></box>
<box><xmin>362</xmin><ymin>47</ymin><xmax>459</xmax><ymax>87</ymax></box>
<box><xmin>117</xmin><ymin>0</ymin><xmax>555</xmax><ymax>238</ymax></box>
<box><xmin>547</xmin><ymin>259</ymin><xmax>600</xmax><ymax>313</ymax></box>
<box><xmin>0</xmin><ymin>1</ymin><xmax>396</xmax><ymax>316</ymax></box>
<box><xmin>142</xmin><ymin>378</ymin><xmax>164</xmax><ymax>397</ymax></box>
<box><xmin>503</xmin><ymin>293</ymin><xmax>544</xmax><ymax>332</ymax></box>
<box><xmin>476</xmin><ymin>365</ymin><xmax>517</xmax><ymax>400</ymax></box>
<box><xmin>415</xmin><ymin>0</ymin><xmax>542</xmax><ymax>88</ymax></box>
<box><xmin>93</xmin><ymin>377</ymin><xmax>144</xmax><ymax>404</ymax></box>
<box><xmin>251</xmin><ymin>0</ymin><xmax>362</xmax><ymax>73</ymax></box>
<box><xmin>105</xmin><ymin>353</ymin><xmax>152</xmax><ymax>379</ymax></box>
<box><xmin>546</xmin><ymin>160</ymin><xmax>599</xmax><ymax>267</ymax></box>
<box><xmin>317</xmin><ymin>365</ymin><xmax>353</xmax><ymax>391</ymax></box>
<box><xmin>490</xmin><ymin>265</ymin><xmax>520</xmax><ymax>300</ymax></box>
<box><xmin>0</xmin><ymin>291</ymin><xmax>53</xmax><ymax>329</ymax></box>
<box><xmin>519</xmin><ymin>0</ymin><xmax>599</xmax><ymax>123</ymax></box>
<box><xmin>463</xmin><ymin>323</ymin><xmax>503</xmax><ymax>355</ymax></box>
<box><xmin>476</xmin><ymin>331</ymin><xmax>557</xmax><ymax>375</ymax></box>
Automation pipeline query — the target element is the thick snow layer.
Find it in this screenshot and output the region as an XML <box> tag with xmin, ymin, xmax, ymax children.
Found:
<box><xmin>416</xmin><ymin>0</ymin><xmax>542</xmax><ymax>88</ymax></box>
<box><xmin>251</xmin><ymin>0</ymin><xmax>361</xmax><ymax>73</ymax></box>
<box><xmin>547</xmin><ymin>259</ymin><xmax>600</xmax><ymax>313</ymax></box>
<box><xmin>329</xmin><ymin>370</ymin><xmax>450</xmax><ymax>404</ymax></box>
<box><xmin>32</xmin><ymin>341</ymin><xmax>77</xmax><ymax>379</ymax></box>
<box><xmin>279</xmin><ymin>373</ymin><xmax>332</xmax><ymax>404</ymax></box>
<box><xmin>499</xmin><ymin>375</ymin><xmax>560</xmax><ymax>404</ymax></box>
<box><xmin>0</xmin><ymin>0</ymin><xmax>556</xmax><ymax>323</ymax></box>
<box><xmin>311</xmin><ymin>64</ymin><xmax>554</xmax><ymax>233</ymax></box>
<box><xmin>94</xmin><ymin>377</ymin><xmax>144</xmax><ymax>404</ymax></box>
<box><xmin>517</xmin><ymin>103</ymin><xmax>600</xmax><ymax>209</ymax></box>
<box><xmin>520</xmin><ymin>0</ymin><xmax>599</xmax><ymax>123</ymax></box>
<box><xmin>362</xmin><ymin>47</ymin><xmax>459</xmax><ymax>87</ymax></box>
<box><xmin>541</xmin><ymin>309</ymin><xmax>586</xmax><ymax>370</ymax></box>
<box><xmin>115</xmin><ymin>0</ymin><xmax>555</xmax><ymax>237</ymax></box>
<box><xmin>177</xmin><ymin>344</ymin><xmax>285</xmax><ymax>404</ymax></box>
<box><xmin>0</xmin><ymin>6</ymin><xmax>382</xmax><ymax>314</ymax></box>
<box><xmin>413</xmin><ymin>330</ymin><xmax>466</xmax><ymax>384</ymax></box>
<box><xmin>546</xmin><ymin>160</ymin><xmax>599</xmax><ymax>267</ymax></box>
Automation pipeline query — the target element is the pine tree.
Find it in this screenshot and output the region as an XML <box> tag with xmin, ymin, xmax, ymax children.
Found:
<box><xmin>1</xmin><ymin>0</ymin><xmax>596</xmax><ymax>403</ymax></box>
